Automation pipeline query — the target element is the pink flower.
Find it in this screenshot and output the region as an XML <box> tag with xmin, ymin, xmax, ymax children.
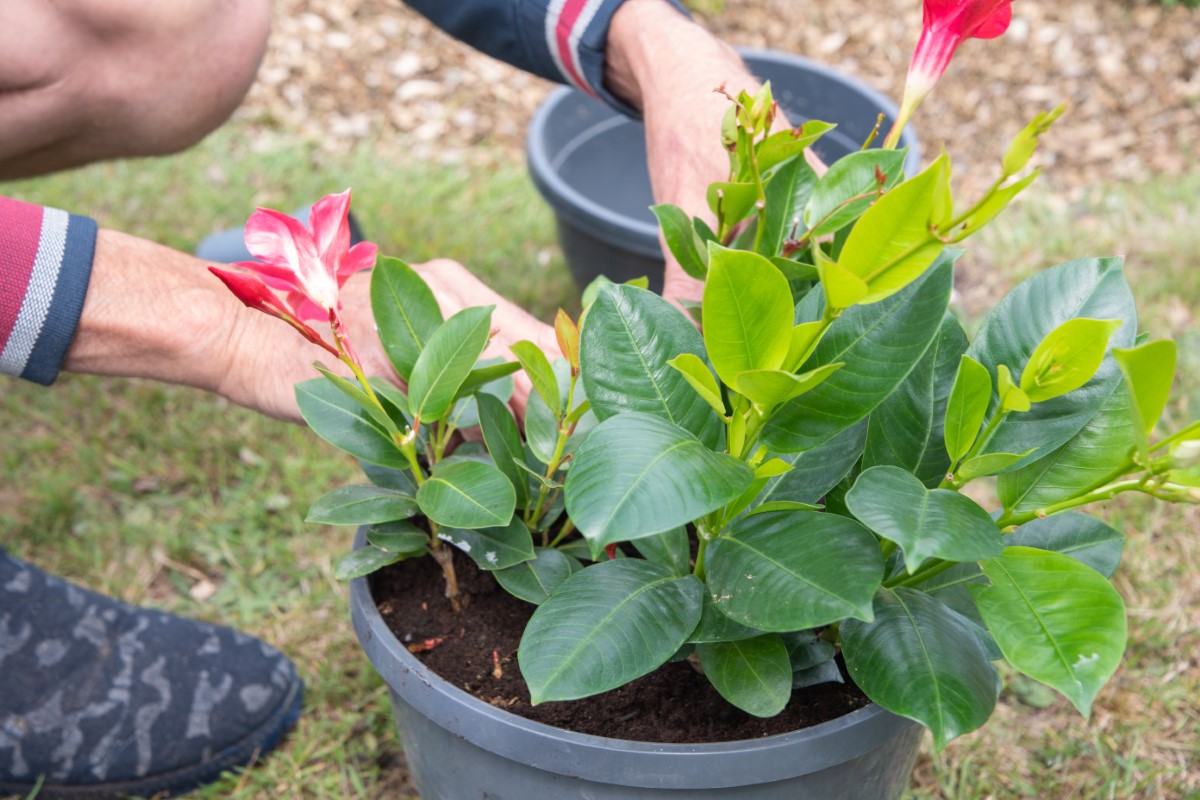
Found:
<box><xmin>907</xmin><ymin>0</ymin><xmax>1013</xmax><ymax>102</ymax></box>
<box><xmin>208</xmin><ymin>189</ymin><xmax>378</xmax><ymax>357</ymax></box>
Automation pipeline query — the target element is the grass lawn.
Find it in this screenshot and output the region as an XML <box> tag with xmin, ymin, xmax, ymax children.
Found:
<box><xmin>1</xmin><ymin>129</ymin><xmax>1197</xmax><ymax>799</ymax></box>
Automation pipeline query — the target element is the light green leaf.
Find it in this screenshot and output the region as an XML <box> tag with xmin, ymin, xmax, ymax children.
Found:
<box><xmin>842</xmin><ymin>588</ymin><xmax>1000</xmax><ymax>751</ymax></box>
<box><xmin>703</xmin><ymin>245</ymin><xmax>794</xmax><ymax>386</ymax></box>
<box><xmin>705</xmin><ymin>511</ymin><xmax>882</xmax><ymax>631</ymax></box>
<box><xmin>756</xmin><ymin>121</ymin><xmax>836</xmax><ymax>173</ymax></box>
<box><xmin>519</xmin><ymin>559</ymin><xmax>704</xmax><ymax>702</ymax></box>
<box><xmin>996</xmin><ymin>364</ymin><xmax>1031</xmax><ymax>413</ymax></box>
<box><xmin>416</xmin><ymin>460</ymin><xmax>515</xmax><ymax>530</ymax></box>
<box><xmin>696</xmin><ymin>635</ymin><xmax>793</xmax><ymax>718</ymax></box>
<box><xmin>408</xmin><ymin>306</ymin><xmax>494</xmax><ymax>423</ymax></box>
<box><xmin>453</xmin><ymin>360</ymin><xmax>522</xmax><ymax>403</ymax></box>
<box><xmin>817</xmin><ymin>256</ymin><xmax>869</xmax><ymax>309</ymax></box>
<box><xmin>956</xmin><ymin>449</ymin><xmax>1036</xmax><ymax>482</ymax></box>
<box><xmin>1113</xmin><ymin>340</ymin><xmax>1177</xmax><ymax>455</ymax></box>
<box><xmin>306</xmin><ymin>485</ymin><xmax>417</xmax><ymax>526</ymax></box>
<box><xmin>971</xmin><ymin>547</ymin><xmax>1127</xmax><ymax>717</ymax></box>
<box><xmin>846</xmin><ymin>466</ymin><xmax>1003</xmax><ymax>572</ymax></box>
<box><xmin>956</xmin><ymin>170</ymin><xmax>1040</xmax><ymax>239</ymax></box>
<box><xmin>667</xmin><ymin>353</ymin><xmax>726</xmax><ymax>416</ymax></box>
<box><xmin>733</xmin><ymin>363</ymin><xmax>843</xmax><ymax>408</ymax></box>
<box><xmin>707</xmin><ymin>181</ymin><xmax>759</xmax><ymax>225</ymax></box>
<box><xmin>1020</xmin><ymin>318</ymin><xmax>1123</xmax><ymax>403</ymax></box>
<box><xmin>944</xmin><ymin>355</ymin><xmax>993</xmax><ymax>465</ymax></box>
<box><xmin>510</xmin><ymin>340</ymin><xmax>562</xmax><ymax>418</ymax></box>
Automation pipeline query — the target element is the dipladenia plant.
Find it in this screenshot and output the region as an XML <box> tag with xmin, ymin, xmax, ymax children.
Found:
<box><xmin>213</xmin><ymin>0</ymin><xmax>1200</xmax><ymax>748</ymax></box>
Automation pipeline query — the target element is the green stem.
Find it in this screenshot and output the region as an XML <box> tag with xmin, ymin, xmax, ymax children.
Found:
<box><xmin>886</xmin><ymin>558</ymin><xmax>957</xmax><ymax>589</ymax></box>
<box><xmin>528</xmin><ymin>375</ymin><xmax>577</xmax><ymax>530</ymax></box>
<box><xmin>940</xmin><ymin>408</ymin><xmax>1010</xmax><ymax>489</ymax></box>
<box><xmin>547</xmin><ymin>519</ymin><xmax>576</xmax><ymax>549</ymax></box>
<box><xmin>1152</xmin><ymin>420</ymin><xmax>1200</xmax><ymax>453</ymax></box>
<box><xmin>995</xmin><ymin>479</ymin><xmax>1145</xmax><ymax>529</ymax></box>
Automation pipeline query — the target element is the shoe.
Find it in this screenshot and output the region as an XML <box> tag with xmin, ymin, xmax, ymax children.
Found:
<box><xmin>0</xmin><ymin>548</ymin><xmax>303</xmax><ymax>799</ymax></box>
<box><xmin>195</xmin><ymin>203</ymin><xmax>367</xmax><ymax>264</ymax></box>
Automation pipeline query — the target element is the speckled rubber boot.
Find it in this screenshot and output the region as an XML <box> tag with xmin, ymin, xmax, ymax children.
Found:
<box><xmin>0</xmin><ymin>548</ymin><xmax>303</xmax><ymax>799</ymax></box>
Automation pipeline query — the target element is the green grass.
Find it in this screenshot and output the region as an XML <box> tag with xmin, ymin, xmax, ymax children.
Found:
<box><xmin>2</xmin><ymin>132</ymin><xmax>1198</xmax><ymax>798</ymax></box>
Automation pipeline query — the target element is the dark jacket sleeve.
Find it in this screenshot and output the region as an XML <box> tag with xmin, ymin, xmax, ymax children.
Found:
<box><xmin>402</xmin><ymin>0</ymin><xmax>688</xmax><ymax>116</ymax></box>
<box><xmin>0</xmin><ymin>196</ymin><xmax>97</xmax><ymax>385</ymax></box>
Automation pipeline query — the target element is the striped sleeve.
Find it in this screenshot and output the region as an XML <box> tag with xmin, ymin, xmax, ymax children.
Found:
<box><xmin>402</xmin><ymin>0</ymin><xmax>689</xmax><ymax>116</ymax></box>
<box><xmin>0</xmin><ymin>196</ymin><xmax>98</xmax><ymax>385</ymax></box>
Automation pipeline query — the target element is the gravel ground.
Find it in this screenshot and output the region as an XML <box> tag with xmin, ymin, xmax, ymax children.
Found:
<box><xmin>239</xmin><ymin>0</ymin><xmax>1199</xmax><ymax>194</ymax></box>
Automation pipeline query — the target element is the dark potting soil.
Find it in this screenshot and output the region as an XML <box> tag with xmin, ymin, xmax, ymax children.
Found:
<box><xmin>371</xmin><ymin>548</ymin><xmax>870</xmax><ymax>745</ymax></box>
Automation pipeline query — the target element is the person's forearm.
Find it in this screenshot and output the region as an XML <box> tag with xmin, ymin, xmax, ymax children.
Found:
<box><xmin>63</xmin><ymin>229</ymin><xmax>237</xmax><ymax>393</ymax></box>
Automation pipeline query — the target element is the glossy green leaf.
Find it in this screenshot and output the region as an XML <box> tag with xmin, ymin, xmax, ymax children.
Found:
<box><xmin>438</xmin><ymin>516</ymin><xmax>535</xmax><ymax>571</ymax></box>
<box><xmin>408</xmin><ymin>306</ymin><xmax>494</xmax><ymax>423</ymax></box>
<box><xmin>842</xmin><ymin>588</ymin><xmax>999</xmax><ymax>751</ymax></box>
<box><xmin>688</xmin><ymin>593</ymin><xmax>762</xmax><ymax>643</ymax></box>
<box><xmin>359</xmin><ymin>461</ymin><xmax>418</xmax><ymax>494</ymax></box>
<box><xmin>785</xmin><ymin>321</ymin><xmax>825</xmax><ymax>371</ymax></box>
<box><xmin>760</xmin><ymin>156</ymin><xmax>819</xmax><ymax>257</ymax></box>
<box><xmin>966</xmin><ymin>258</ymin><xmax>1137</xmax><ymax>469</ymax></box>
<box><xmin>707</xmin><ymin>181</ymin><xmax>759</xmax><ymax>225</ymax></box>
<box><xmin>944</xmin><ymin>355</ymin><xmax>993</xmax><ymax>465</ymax></box>
<box><xmin>652</xmin><ymin>204</ymin><xmax>708</xmax><ymax>279</ymax></box>
<box><xmin>494</xmin><ymin>547</ymin><xmax>579</xmax><ymax>605</ymax></box>
<box><xmin>1002</xmin><ymin>104</ymin><xmax>1066</xmax><ymax>177</ymax></box>
<box><xmin>846</xmin><ymin>466</ymin><xmax>1003</xmax><ymax>572</ymax></box>
<box><xmin>864</xmin><ymin>313</ymin><xmax>968</xmax><ymax>486</ymax></box>
<box><xmin>667</xmin><ymin>353</ymin><xmax>726</xmax><ymax>416</ymax></box>
<box><xmin>565</xmin><ymin>413</ymin><xmax>754</xmax><ymax>550</ymax></box>
<box><xmin>696</xmin><ymin>635</ymin><xmax>793</xmax><ymax>718</ymax></box>
<box><xmin>453</xmin><ymin>360</ymin><xmax>522</xmax><ymax>403</ymax></box>
<box><xmin>756</xmin><ymin>121</ymin><xmax>836</xmax><ymax>173</ymax></box>
<box><xmin>370</xmin><ymin>256</ymin><xmax>443</xmax><ymax>379</ymax></box>
<box><xmin>996</xmin><ymin>364</ymin><xmax>1031</xmax><ymax>412</ymax></box>
<box><xmin>1020</xmin><ymin>318</ymin><xmax>1122</xmax><ymax>403</ymax></box>
<box><xmin>476</xmin><ymin>392</ymin><xmax>531</xmax><ymax>510</ymax></box>
<box><xmin>519</xmin><ymin>559</ymin><xmax>704</xmax><ymax>703</ymax></box>
<box><xmin>817</xmin><ymin>255</ymin><xmax>869</xmax><ymax>309</ymax></box>
<box><xmin>705</xmin><ymin>511</ymin><xmax>882</xmax><ymax>631</ymax></box>
<box><xmin>1007</xmin><ymin>512</ymin><xmax>1124</xmax><ymax>577</ymax></box>
<box><xmin>746</xmin><ymin>500</ymin><xmax>821</xmax><ymax>516</ymax></box>
<box><xmin>703</xmin><ymin>245</ymin><xmax>794</xmax><ymax>386</ymax></box>
<box><xmin>762</xmin><ymin>255</ymin><xmax>954</xmax><ymax>453</ymax></box>
<box><xmin>366</xmin><ymin>520</ymin><xmax>429</xmax><ymax>555</ymax></box>
<box><xmin>971</xmin><ymin>547</ymin><xmax>1127</xmax><ymax>717</ymax></box>
<box><xmin>416</xmin><ymin>460</ymin><xmax>515</xmax><ymax>530</ymax></box>
<box><xmin>956</xmin><ymin>170</ymin><xmax>1039</xmax><ymax>239</ymax></box>
<box><xmin>296</xmin><ymin>379</ymin><xmax>407</xmax><ymax>469</ymax></box>
<box><xmin>998</xmin><ymin>379</ymin><xmax>1135</xmax><ymax>515</ymax></box>
<box><xmin>1113</xmin><ymin>339</ymin><xmax>1177</xmax><ymax>453</ymax></box>
<box><xmin>312</xmin><ymin>364</ymin><xmax>399</xmax><ymax>435</ymax></box>
<box><xmin>335</xmin><ymin>546</ymin><xmax>404</xmax><ymax>581</ymax></box>
<box><xmin>306</xmin><ymin>485</ymin><xmax>417</xmax><ymax>526</ymax></box>
<box><xmin>581</xmin><ymin>284</ymin><xmax>722</xmax><ymax>449</ymax></box>
<box><xmin>804</xmin><ymin>149</ymin><xmax>908</xmax><ymax>237</ymax></box>
<box><xmin>837</xmin><ymin>154</ymin><xmax>948</xmax><ymax>305</ymax></box>
<box><xmin>956</xmin><ymin>449</ymin><xmax>1035</xmax><ymax>482</ymax></box>
<box><xmin>733</xmin><ymin>363</ymin><xmax>843</xmax><ymax>408</ymax></box>
<box><xmin>510</xmin><ymin>340</ymin><xmax>562</xmax><ymax>418</ymax></box>
<box><xmin>631</xmin><ymin>527</ymin><xmax>691</xmax><ymax>577</ymax></box>
<box><xmin>748</xmin><ymin>421</ymin><xmax>867</xmax><ymax>512</ymax></box>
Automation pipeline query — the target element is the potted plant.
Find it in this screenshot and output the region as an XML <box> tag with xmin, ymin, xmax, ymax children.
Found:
<box><xmin>210</xmin><ymin>2</ymin><xmax>1200</xmax><ymax>796</ymax></box>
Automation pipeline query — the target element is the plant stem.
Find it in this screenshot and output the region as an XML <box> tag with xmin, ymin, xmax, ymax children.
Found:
<box><xmin>995</xmin><ymin>479</ymin><xmax>1145</xmax><ymax>529</ymax></box>
<box><xmin>886</xmin><ymin>559</ymin><xmax>958</xmax><ymax>589</ymax></box>
<box><xmin>547</xmin><ymin>519</ymin><xmax>576</xmax><ymax>549</ymax></box>
<box><xmin>940</xmin><ymin>408</ymin><xmax>1010</xmax><ymax>489</ymax></box>
<box><xmin>427</xmin><ymin>521</ymin><xmax>461</xmax><ymax>611</ymax></box>
<box><xmin>527</xmin><ymin>375</ymin><xmax>577</xmax><ymax>530</ymax></box>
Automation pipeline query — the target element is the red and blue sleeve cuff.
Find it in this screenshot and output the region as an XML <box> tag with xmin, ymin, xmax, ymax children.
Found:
<box><xmin>0</xmin><ymin>196</ymin><xmax>97</xmax><ymax>386</ymax></box>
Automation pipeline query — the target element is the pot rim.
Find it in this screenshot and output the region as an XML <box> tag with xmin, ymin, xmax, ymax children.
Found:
<box><xmin>349</xmin><ymin>530</ymin><xmax>921</xmax><ymax>790</ymax></box>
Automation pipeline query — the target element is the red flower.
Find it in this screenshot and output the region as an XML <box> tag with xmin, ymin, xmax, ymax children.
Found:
<box><xmin>908</xmin><ymin>0</ymin><xmax>1013</xmax><ymax>101</ymax></box>
<box><xmin>209</xmin><ymin>189</ymin><xmax>378</xmax><ymax>358</ymax></box>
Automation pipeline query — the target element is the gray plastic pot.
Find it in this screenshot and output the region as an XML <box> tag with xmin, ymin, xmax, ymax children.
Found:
<box><xmin>527</xmin><ymin>49</ymin><xmax>922</xmax><ymax>293</ymax></box>
<box><xmin>349</xmin><ymin>538</ymin><xmax>924</xmax><ymax>798</ymax></box>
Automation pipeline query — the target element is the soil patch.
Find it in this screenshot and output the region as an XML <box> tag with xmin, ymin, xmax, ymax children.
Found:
<box><xmin>371</xmin><ymin>548</ymin><xmax>869</xmax><ymax>744</ymax></box>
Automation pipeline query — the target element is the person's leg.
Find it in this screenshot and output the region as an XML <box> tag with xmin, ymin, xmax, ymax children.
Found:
<box><xmin>0</xmin><ymin>547</ymin><xmax>303</xmax><ymax>798</ymax></box>
<box><xmin>0</xmin><ymin>0</ymin><xmax>272</xmax><ymax>180</ymax></box>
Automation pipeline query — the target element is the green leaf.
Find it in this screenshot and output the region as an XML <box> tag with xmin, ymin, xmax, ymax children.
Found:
<box><xmin>475</xmin><ymin>392</ymin><xmax>531</xmax><ymax>510</ymax></box>
<box><xmin>756</xmin><ymin>121</ymin><xmax>836</xmax><ymax>173</ymax></box>
<box><xmin>1007</xmin><ymin>512</ymin><xmax>1124</xmax><ymax>578</ymax></box>
<box><xmin>762</xmin><ymin>254</ymin><xmax>954</xmax><ymax>453</ymax></box>
<box><xmin>696</xmin><ymin>635</ymin><xmax>793</xmax><ymax>718</ymax></box>
<box><xmin>971</xmin><ymin>547</ymin><xmax>1127</xmax><ymax>717</ymax></box>
<box><xmin>581</xmin><ymin>284</ymin><xmax>722</xmax><ymax>449</ymax></box>
<box><xmin>748</xmin><ymin>421</ymin><xmax>867</xmax><ymax>511</ymax></box>
<box><xmin>565</xmin><ymin>413</ymin><xmax>754</xmax><ymax>550</ymax></box>
<box><xmin>334</xmin><ymin>546</ymin><xmax>404</xmax><ymax>581</ymax></box>
<box><xmin>631</xmin><ymin>527</ymin><xmax>691</xmax><ymax>577</ymax></box>
<box><xmin>837</xmin><ymin>154</ymin><xmax>948</xmax><ymax>305</ymax></box>
<box><xmin>705</xmin><ymin>511</ymin><xmax>882</xmax><ymax>631</ymax></box>
<box><xmin>493</xmin><ymin>547</ymin><xmax>579</xmax><ymax>605</ymax></box>
<box><xmin>296</xmin><ymin>379</ymin><xmax>407</xmax><ymax>469</ymax></box>
<box><xmin>703</xmin><ymin>245</ymin><xmax>794</xmax><ymax>386</ymax></box>
<box><xmin>966</xmin><ymin>258</ymin><xmax>1137</xmax><ymax>468</ymax></box>
<box><xmin>944</xmin><ymin>355</ymin><xmax>993</xmax><ymax>465</ymax></box>
<box><xmin>688</xmin><ymin>593</ymin><xmax>762</xmax><ymax>643</ymax></box>
<box><xmin>438</xmin><ymin>517</ymin><xmax>535</xmax><ymax>571</ymax></box>
<box><xmin>733</xmin><ymin>363</ymin><xmax>843</xmax><ymax>408</ymax></box>
<box><xmin>306</xmin><ymin>485</ymin><xmax>418</xmax><ymax>526</ymax></box>
<box><xmin>652</xmin><ymin>204</ymin><xmax>708</xmax><ymax>280</ymax></box>
<box><xmin>416</xmin><ymin>460</ymin><xmax>515</xmax><ymax>530</ymax></box>
<box><xmin>956</xmin><ymin>170</ymin><xmax>1039</xmax><ymax>239</ymax></box>
<box><xmin>996</xmin><ymin>364</ymin><xmax>1031</xmax><ymax>413</ymax></box>
<box><xmin>366</xmin><ymin>521</ymin><xmax>429</xmax><ymax>555</ymax></box>
<box><xmin>453</xmin><ymin>360</ymin><xmax>522</xmax><ymax>403</ymax></box>
<box><xmin>408</xmin><ymin>306</ymin><xmax>494</xmax><ymax>423</ymax></box>
<box><xmin>846</xmin><ymin>466</ymin><xmax>1003</xmax><ymax>572</ymax></box>
<box><xmin>842</xmin><ymin>588</ymin><xmax>1000</xmax><ymax>751</ymax></box>
<box><xmin>760</xmin><ymin>157</ymin><xmax>819</xmax><ymax>257</ymax></box>
<box><xmin>1002</xmin><ymin>104</ymin><xmax>1066</xmax><ymax>177</ymax></box>
<box><xmin>311</xmin><ymin>364</ymin><xmax>399</xmax><ymax>435</ymax></box>
<box><xmin>817</xmin><ymin>255</ymin><xmax>869</xmax><ymax>309</ymax></box>
<box><xmin>519</xmin><ymin>559</ymin><xmax>704</xmax><ymax>702</ymax></box>
<box><xmin>864</xmin><ymin>313</ymin><xmax>968</xmax><ymax>486</ymax></box>
<box><xmin>1113</xmin><ymin>340</ymin><xmax>1177</xmax><ymax>456</ymax></box>
<box><xmin>667</xmin><ymin>353</ymin><xmax>726</xmax><ymax>416</ymax></box>
<box><xmin>804</xmin><ymin>149</ymin><xmax>908</xmax><ymax>238</ymax></box>
<box><xmin>359</xmin><ymin>461</ymin><xmax>417</xmax><ymax>494</ymax></box>
<box><xmin>370</xmin><ymin>255</ymin><xmax>443</xmax><ymax>379</ymax></box>
<box><xmin>998</xmin><ymin>378</ymin><xmax>1135</xmax><ymax>515</ymax></box>
<box><xmin>956</xmin><ymin>449</ymin><xmax>1036</xmax><ymax>482</ymax></box>
<box><xmin>707</xmin><ymin>181</ymin><xmax>759</xmax><ymax>225</ymax></box>
<box><xmin>1020</xmin><ymin>318</ymin><xmax>1123</xmax><ymax>403</ymax></box>
<box><xmin>746</xmin><ymin>500</ymin><xmax>821</xmax><ymax>516</ymax></box>
<box><xmin>510</xmin><ymin>340</ymin><xmax>562</xmax><ymax>418</ymax></box>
